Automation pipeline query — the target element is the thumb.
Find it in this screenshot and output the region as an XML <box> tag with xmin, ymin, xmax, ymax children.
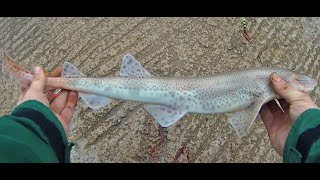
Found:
<box><xmin>30</xmin><ymin>66</ymin><xmax>46</xmax><ymax>92</ymax></box>
<box><xmin>270</xmin><ymin>72</ymin><xmax>305</xmax><ymax>104</ymax></box>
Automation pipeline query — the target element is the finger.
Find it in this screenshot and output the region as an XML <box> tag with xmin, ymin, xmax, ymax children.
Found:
<box><xmin>50</xmin><ymin>90</ymin><xmax>69</xmax><ymax>114</ymax></box>
<box><xmin>45</xmin><ymin>90</ymin><xmax>54</xmax><ymax>102</ymax></box>
<box><xmin>270</xmin><ymin>73</ymin><xmax>305</xmax><ymax>104</ymax></box>
<box><xmin>60</xmin><ymin>91</ymin><xmax>78</xmax><ymax>126</ymax></box>
<box><xmin>29</xmin><ymin>66</ymin><xmax>46</xmax><ymax>92</ymax></box>
<box><xmin>277</xmin><ymin>99</ymin><xmax>291</xmax><ymax>123</ymax></box>
<box><xmin>266</xmin><ymin>100</ymin><xmax>281</xmax><ymax>112</ymax></box>
<box><xmin>259</xmin><ymin>103</ymin><xmax>274</xmax><ymax>129</ymax></box>
<box><xmin>18</xmin><ymin>88</ymin><xmax>27</xmax><ymax>103</ymax></box>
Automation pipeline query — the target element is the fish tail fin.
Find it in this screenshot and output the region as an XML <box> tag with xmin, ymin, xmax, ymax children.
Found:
<box><xmin>2</xmin><ymin>53</ymin><xmax>33</xmax><ymax>90</ymax></box>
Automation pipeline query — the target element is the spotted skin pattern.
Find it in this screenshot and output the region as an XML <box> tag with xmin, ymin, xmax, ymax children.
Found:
<box><xmin>2</xmin><ymin>53</ymin><xmax>317</xmax><ymax>137</ymax></box>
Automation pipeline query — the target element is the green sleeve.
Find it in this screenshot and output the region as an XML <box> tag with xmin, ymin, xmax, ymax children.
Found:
<box><xmin>283</xmin><ymin>108</ymin><xmax>320</xmax><ymax>163</ymax></box>
<box><xmin>0</xmin><ymin>100</ymin><xmax>74</xmax><ymax>163</ymax></box>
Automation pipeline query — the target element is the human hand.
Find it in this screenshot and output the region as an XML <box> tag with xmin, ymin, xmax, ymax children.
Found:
<box><xmin>259</xmin><ymin>73</ymin><xmax>318</xmax><ymax>156</ymax></box>
<box><xmin>17</xmin><ymin>66</ymin><xmax>78</xmax><ymax>137</ymax></box>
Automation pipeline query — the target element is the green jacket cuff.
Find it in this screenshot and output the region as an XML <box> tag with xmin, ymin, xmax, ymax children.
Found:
<box><xmin>10</xmin><ymin>100</ymin><xmax>74</xmax><ymax>163</ymax></box>
<box><xmin>283</xmin><ymin>108</ymin><xmax>320</xmax><ymax>163</ymax></box>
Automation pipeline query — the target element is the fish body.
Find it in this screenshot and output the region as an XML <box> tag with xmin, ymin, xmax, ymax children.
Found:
<box><xmin>2</xmin><ymin>53</ymin><xmax>317</xmax><ymax>137</ymax></box>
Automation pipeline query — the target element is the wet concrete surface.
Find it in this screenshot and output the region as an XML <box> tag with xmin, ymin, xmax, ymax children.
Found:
<box><xmin>0</xmin><ymin>17</ymin><xmax>319</xmax><ymax>163</ymax></box>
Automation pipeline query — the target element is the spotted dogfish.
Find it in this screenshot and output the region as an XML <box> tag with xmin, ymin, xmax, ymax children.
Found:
<box><xmin>2</xmin><ymin>53</ymin><xmax>317</xmax><ymax>137</ymax></box>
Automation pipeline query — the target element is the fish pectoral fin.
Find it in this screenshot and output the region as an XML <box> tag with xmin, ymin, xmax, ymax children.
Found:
<box><xmin>226</xmin><ymin>100</ymin><xmax>264</xmax><ymax>138</ymax></box>
<box><xmin>144</xmin><ymin>104</ymin><xmax>187</xmax><ymax>127</ymax></box>
<box><xmin>78</xmin><ymin>92</ymin><xmax>112</xmax><ymax>109</ymax></box>
<box><xmin>119</xmin><ymin>54</ymin><xmax>152</xmax><ymax>77</ymax></box>
<box><xmin>62</xmin><ymin>61</ymin><xmax>112</xmax><ymax>109</ymax></box>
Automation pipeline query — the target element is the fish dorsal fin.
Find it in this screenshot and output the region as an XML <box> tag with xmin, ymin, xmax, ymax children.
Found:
<box><xmin>120</xmin><ymin>54</ymin><xmax>187</xmax><ymax>126</ymax></box>
<box><xmin>144</xmin><ymin>104</ymin><xmax>187</xmax><ymax>127</ymax></box>
<box><xmin>62</xmin><ymin>61</ymin><xmax>112</xmax><ymax>109</ymax></box>
<box><xmin>120</xmin><ymin>54</ymin><xmax>152</xmax><ymax>77</ymax></box>
<box><xmin>62</xmin><ymin>62</ymin><xmax>86</xmax><ymax>78</ymax></box>
<box><xmin>226</xmin><ymin>99</ymin><xmax>265</xmax><ymax>138</ymax></box>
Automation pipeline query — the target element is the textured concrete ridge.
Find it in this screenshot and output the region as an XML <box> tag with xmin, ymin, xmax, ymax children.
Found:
<box><xmin>0</xmin><ymin>17</ymin><xmax>319</xmax><ymax>163</ymax></box>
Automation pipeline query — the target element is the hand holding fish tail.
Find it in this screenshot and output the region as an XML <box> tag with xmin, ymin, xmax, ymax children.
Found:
<box><xmin>17</xmin><ymin>66</ymin><xmax>50</xmax><ymax>106</ymax></box>
<box><xmin>17</xmin><ymin>66</ymin><xmax>78</xmax><ymax>136</ymax></box>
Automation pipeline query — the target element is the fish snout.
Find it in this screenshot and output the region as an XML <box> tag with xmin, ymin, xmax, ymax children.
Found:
<box><xmin>293</xmin><ymin>73</ymin><xmax>318</xmax><ymax>93</ymax></box>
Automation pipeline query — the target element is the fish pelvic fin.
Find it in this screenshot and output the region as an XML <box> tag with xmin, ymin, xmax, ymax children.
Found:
<box><xmin>226</xmin><ymin>98</ymin><xmax>265</xmax><ymax>138</ymax></box>
<box><xmin>62</xmin><ymin>61</ymin><xmax>112</xmax><ymax>109</ymax></box>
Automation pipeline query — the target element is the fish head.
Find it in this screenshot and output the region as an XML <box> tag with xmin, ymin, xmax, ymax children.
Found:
<box><xmin>279</xmin><ymin>70</ymin><xmax>317</xmax><ymax>93</ymax></box>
